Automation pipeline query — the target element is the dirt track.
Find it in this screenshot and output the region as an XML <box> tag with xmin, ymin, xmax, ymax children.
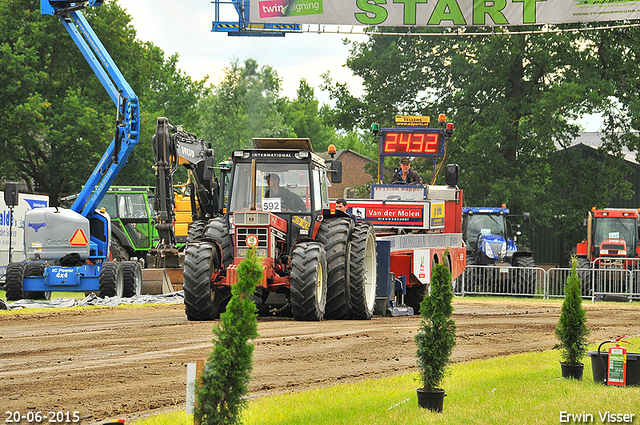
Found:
<box><xmin>2</xmin><ymin>298</ymin><xmax>640</xmax><ymax>424</ymax></box>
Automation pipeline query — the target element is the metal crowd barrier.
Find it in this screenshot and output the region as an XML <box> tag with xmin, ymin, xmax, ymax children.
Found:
<box><xmin>455</xmin><ymin>258</ymin><xmax>640</xmax><ymax>301</ymax></box>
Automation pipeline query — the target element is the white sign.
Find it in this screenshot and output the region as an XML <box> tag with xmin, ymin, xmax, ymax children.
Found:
<box><xmin>1</xmin><ymin>193</ymin><xmax>49</xmax><ymax>278</ymax></box>
<box><xmin>262</xmin><ymin>197</ymin><xmax>282</xmax><ymax>212</ymax></box>
<box><xmin>251</xmin><ymin>0</ymin><xmax>640</xmax><ymax>27</ymax></box>
<box><xmin>413</xmin><ymin>248</ymin><xmax>431</xmax><ymax>284</ymax></box>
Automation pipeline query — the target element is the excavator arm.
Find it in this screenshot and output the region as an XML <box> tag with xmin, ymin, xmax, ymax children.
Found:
<box><xmin>151</xmin><ymin>117</ymin><xmax>217</xmax><ymax>254</ymax></box>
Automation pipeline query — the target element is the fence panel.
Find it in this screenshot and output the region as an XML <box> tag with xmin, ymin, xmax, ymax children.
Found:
<box><xmin>456</xmin><ymin>265</ymin><xmax>546</xmax><ymax>298</ymax></box>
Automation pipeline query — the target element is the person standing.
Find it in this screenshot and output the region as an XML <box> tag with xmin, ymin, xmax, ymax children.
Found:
<box><xmin>391</xmin><ymin>157</ymin><xmax>423</xmax><ymax>185</ymax></box>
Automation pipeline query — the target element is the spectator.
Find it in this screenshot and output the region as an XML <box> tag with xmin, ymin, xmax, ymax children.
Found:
<box><xmin>336</xmin><ymin>197</ymin><xmax>358</xmax><ymax>221</ymax></box>
<box><xmin>391</xmin><ymin>157</ymin><xmax>423</xmax><ymax>185</ymax></box>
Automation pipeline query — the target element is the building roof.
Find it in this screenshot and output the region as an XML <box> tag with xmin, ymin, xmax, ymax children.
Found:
<box><xmin>317</xmin><ymin>149</ymin><xmax>375</xmax><ymax>163</ymax></box>
<box><xmin>556</xmin><ymin>132</ymin><xmax>638</xmax><ymax>165</ymax></box>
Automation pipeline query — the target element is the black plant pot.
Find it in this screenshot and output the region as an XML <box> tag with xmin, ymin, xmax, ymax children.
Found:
<box><xmin>416</xmin><ymin>388</ymin><xmax>446</xmax><ymax>412</ymax></box>
<box><xmin>560</xmin><ymin>362</ymin><xmax>584</xmax><ymax>380</ymax></box>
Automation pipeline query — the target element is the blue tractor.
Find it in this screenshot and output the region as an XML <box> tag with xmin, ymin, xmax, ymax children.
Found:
<box><xmin>461</xmin><ymin>207</ymin><xmax>536</xmax><ymax>294</ymax></box>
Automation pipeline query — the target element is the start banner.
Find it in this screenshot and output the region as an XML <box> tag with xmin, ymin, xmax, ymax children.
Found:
<box><xmin>251</xmin><ymin>0</ymin><xmax>640</xmax><ymax>27</ymax></box>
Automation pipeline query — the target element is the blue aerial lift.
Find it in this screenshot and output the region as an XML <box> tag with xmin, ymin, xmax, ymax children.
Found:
<box><xmin>212</xmin><ymin>0</ymin><xmax>301</xmax><ymax>36</ymax></box>
<box><xmin>5</xmin><ymin>0</ymin><xmax>142</xmax><ymax>301</ymax></box>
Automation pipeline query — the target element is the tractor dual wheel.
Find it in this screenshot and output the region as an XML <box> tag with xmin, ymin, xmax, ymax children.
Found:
<box><xmin>183</xmin><ymin>242</ymin><xmax>231</xmax><ymax>321</ymax></box>
<box><xmin>290</xmin><ymin>241</ymin><xmax>327</xmax><ymax>321</ymax></box>
<box><xmin>348</xmin><ymin>222</ymin><xmax>377</xmax><ymax>320</ymax></box>
<box><xmin>99</xmin><ymin>262</ymin><xmax>124</xmax><ymax>298</ymax></box>
<box><xmin>316</xmin><ymin>218</ymin><xmax>352</xmax><ymax>319</ymax></box>
<box><xmin>120</xmin><ymin>261</ymin><xmax>142</xmax><ymax>297</ymax></box>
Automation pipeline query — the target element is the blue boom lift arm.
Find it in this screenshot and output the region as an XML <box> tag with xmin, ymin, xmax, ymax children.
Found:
<box><xmin>41</xmin><ymin>0</ymin><xmax>140</xmax><ymax>218</ymax></box>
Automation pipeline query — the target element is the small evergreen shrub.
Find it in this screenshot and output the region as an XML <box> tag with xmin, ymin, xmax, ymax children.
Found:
<box><xmin>415</xmin><ymin>259</ymin><xmax>457</xmax><ymax>390</ymax></box>
<box><xmin>555</xmin><ymin>257</ymin><xmax>590</xmax><ymax>365</ymax></box>
<box><xmin>195</xmin><ymin>248</ymin><xmax>261</xmax><ymax>425</ymax></box>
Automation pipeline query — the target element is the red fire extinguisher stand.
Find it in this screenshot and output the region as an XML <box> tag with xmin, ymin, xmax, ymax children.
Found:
<box><xmin>608</xmin><ymin>337</ymin><xmax>629</xmax><ymax>386</ymax></box>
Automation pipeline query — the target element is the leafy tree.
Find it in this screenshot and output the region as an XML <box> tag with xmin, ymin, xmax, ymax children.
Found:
<box><xmin>195</xmin><ymin>58</ymin><xmax>293</xmax><ymax>162</ymax></box>
<box><xmin>415</xmin><ymin>258</ymin><xmax>456</xmax><ymax>391</ymax></box>
<box><xmin>329</xmin><ymin>27</ymin><xmax>640</xmax><ymax>249</ymax></box>
<box><xmin>555</xmin><ymin>257</ymin><xmax>590</xmax><ymax>366</ymax></box>
<box><xmin>195</xmin><ymin>248</ymin><xmax>260</xmax><ymax>425</ymax></box>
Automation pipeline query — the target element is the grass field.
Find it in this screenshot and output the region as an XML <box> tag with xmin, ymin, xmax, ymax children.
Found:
<box><xmin>131</xmin><ymin>338</ymin><xmax>640</xmax><ymax>425</ymax></box>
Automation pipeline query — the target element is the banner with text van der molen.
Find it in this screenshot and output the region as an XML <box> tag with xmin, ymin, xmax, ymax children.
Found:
<box><xmin>250</xmin><ymin>0</ymin><xmax>640</xmax><ymax>27</ymax></box>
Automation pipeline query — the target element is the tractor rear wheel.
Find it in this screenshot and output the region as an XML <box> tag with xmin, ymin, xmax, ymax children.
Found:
<box><xmin>186</xmin><ymin>220</ymin><xmax>207</xmax><ymax>243</ymax></box>
<box><xmin>316</xmin><ymin>218</ymin><xmax>351</xmax><ymax>319</ymax></box>
<box><xmin>121</xmin><ymin>261</ymin><xmax>142</xmax><ymax>297</ymax></box>
<box><xmin>290</xmin><ymin>242</ymin><xmax>327</xmax><ymax>321</ymax></box>
<box><xmin>5</xmin><ymin>262</ymin><xmax>27</xmax><ymax>301</ymax></box>
<box><xmin>109</xmin><ymin>237</ymin><xmax>129</xmax><ymax>262</ymax></box>
<box><xmin>99</xmin><ymin>262</ymin><xmax>124</xmax><ymax>298</ymax></box>
<box><xmin>348</xmin><ymin>222</ymin><xmax>377</xmax><ymax>320</ymax></box>
<box><xmin>202</xmin><ymin>217</ymin><xmax>234</xmax><ymax>267</ymax></box>
<box><xmin>25</xmin><ymin>262</ymin><xmax>50</xmax><ymax>300</ymax></box>
<box><xmin>184</xmin><ymin>242</ymin><xmax>230</xmax><ymax>321</ymax></box>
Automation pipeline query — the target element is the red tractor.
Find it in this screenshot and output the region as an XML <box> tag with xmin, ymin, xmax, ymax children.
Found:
<box><xmin>576</xmin><ymin>208</ymin><xmax>640</xmax><ymax>296</ymax></box>
<box><xmin>183</xmin><ymin>138</ymin><xmax>378</xmax><ymax>321</ymax></box>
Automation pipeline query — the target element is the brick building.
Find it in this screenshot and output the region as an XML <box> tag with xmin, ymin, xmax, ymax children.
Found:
<box><xmin>320</xmin><ymin>149</ymin><xmax>375</xmax><ymax>199</ymax></box>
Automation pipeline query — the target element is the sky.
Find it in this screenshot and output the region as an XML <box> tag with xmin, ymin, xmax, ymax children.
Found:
<box><xmin>117</xmin><ymin>0</ymin><xmax>367</xmax><ymax>103</ymax></box>
<box><xmin>116</xmin><ymin>0</ymin><xmax>602</xmax><ymax>131</ymax></box>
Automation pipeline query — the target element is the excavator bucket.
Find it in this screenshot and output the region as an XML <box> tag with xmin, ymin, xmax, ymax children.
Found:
<box><xmin>141</xmin><ymin>269</ymin><xmax>182</xmax><ymax>295</ymax></box>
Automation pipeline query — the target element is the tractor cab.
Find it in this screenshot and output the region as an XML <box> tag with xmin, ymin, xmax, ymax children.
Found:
<box><xmin>226</xmin><ymin>138</ymin><xmax>341</xmax><ymax>257</ymax></box>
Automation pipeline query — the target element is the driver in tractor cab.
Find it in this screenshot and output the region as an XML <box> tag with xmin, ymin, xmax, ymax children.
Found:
<box><xmin>391</xmin><ymin>157</ymin><xmax>423</xmax><ymax>185</ymax></box>
<box><xmin>265</xmin><ymin>173</ymin><xmax>306</xmax><ymax>212</ymax></box>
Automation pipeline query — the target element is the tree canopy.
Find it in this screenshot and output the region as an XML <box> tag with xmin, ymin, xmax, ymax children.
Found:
<box><xmin>334</xmin><ymin>26</ymin><xmax>640</xmax><ymax>247</ymax></box>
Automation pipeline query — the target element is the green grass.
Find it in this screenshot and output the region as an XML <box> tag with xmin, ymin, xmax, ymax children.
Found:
<box><xmin>132</xmin><ymin>338</ymin><xmax>640</xmax><ymax>425</ymax></box>
<box><xmin>1</xmin><ymin>290</ymin><xmax>115</xmax><ymax>314</ymax></box>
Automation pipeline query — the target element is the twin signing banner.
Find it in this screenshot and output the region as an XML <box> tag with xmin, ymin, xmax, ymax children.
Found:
<box><xmin>250</xmin><ymin>0</ymin><xmax>640</xmax><ymax>27</ymax></box>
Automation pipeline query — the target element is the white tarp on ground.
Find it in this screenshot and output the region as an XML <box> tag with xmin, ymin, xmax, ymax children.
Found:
<box><xmin>0</xmin><ymin>291</ymin><xmax>184</xmax><ymax>311</ymax></box>
<box><xmin>250</xmin><ymin>0</ymin><xmax>640</xmax><ymax>27</ymax></box>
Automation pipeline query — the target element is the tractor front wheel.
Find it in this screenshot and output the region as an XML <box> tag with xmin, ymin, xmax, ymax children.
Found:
<box><xmin>184</xmin><ymin>242</ymin><xmax>230</xmax><ymax>321</ymax></box>
<box><xmin>290</xmin><ymin>242</ymin><xmax>327</xmax><ymax>321</ymax></box>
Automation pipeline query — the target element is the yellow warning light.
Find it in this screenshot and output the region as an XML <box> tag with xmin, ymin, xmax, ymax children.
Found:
<box><xmin>438</xmin><ymin>114</ymin><xmax>446</xmax><ymax>123</ymax></box>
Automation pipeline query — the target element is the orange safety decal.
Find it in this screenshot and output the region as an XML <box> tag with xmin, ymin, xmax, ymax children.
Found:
<box><xmin>69</xmin><ymin>229</ymin><xmax>88</xmax><ymax>246</ymax></box>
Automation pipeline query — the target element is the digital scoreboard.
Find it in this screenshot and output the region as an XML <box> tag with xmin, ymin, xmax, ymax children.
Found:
<box><xmin>379</xmin><ymin>129</ymin><xmax>444</xmax><ymax>158</ymax></box>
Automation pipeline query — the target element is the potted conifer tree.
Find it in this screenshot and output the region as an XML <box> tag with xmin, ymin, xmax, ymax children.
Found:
<box><xmin>415</xmin><ymin>259</ymin><xmax>456</xmax><ymax>412</ymax></box>
<box><xmin>555</xmin><ymin>256</ymin><xmax>590</xmax><ymax>380</ymax></box>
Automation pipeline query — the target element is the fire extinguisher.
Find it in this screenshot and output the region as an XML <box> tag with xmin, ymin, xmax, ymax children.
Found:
<box><xmin>607</xmin><ymin>336</ymin><xmax>629</xmax><ymax>386</ymax></box>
